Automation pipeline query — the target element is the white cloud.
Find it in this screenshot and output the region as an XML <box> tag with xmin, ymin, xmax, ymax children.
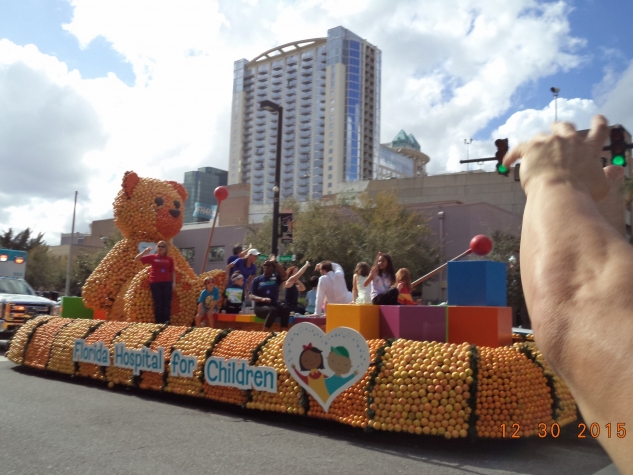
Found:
<box><xmin>2</xmin><ymin>0</ymin><xmax>618</xmax><ymax>244</ymax></box>
<box><xmin>600</xmin><ymin>59</ymin><xmax>633</xmax><ymax>130</ymax></box>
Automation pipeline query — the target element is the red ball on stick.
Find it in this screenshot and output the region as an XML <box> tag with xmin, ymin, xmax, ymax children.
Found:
<box><xmin>470</xmin><ymin>234</ymin><xmax>493</xmax><ymax>256</ymax></box>
<box><xmin>214</xmin><ymin>186</ymin><xmax>229</xmax><ymax>202</ymax></box>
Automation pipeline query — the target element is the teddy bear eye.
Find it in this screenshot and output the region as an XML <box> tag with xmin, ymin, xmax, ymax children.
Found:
<box><xmin>174</xmin><ymin>201</ymin><xmax>180</xmax><ymax>209</ymax></box>
<box><xmin>155</xmin><ymin>197</ymin><xmax>164</xmax><ymax>206</ymax></box>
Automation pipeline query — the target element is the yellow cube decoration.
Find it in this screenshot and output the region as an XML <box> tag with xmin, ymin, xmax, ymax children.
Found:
<box><xmin>325</xmin><ymin>304</ymin><xmax>380</xmax><ymax>340</ymax></box>
<box><xmin>235</xmin><ymin>314</ymin><xmax>256</xmax><ymax>323</ymax></box>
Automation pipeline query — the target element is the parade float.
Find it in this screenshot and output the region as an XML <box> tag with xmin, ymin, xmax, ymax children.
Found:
<box><xmin>6</xmin><ymin>172</ymin><xmax>577</xmax><ymax>440</ymax></box>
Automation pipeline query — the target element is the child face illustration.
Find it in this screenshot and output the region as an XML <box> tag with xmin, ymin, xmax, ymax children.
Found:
<box><xmin>327</xmin><ymin>352</ymin><xmax>352</xmax><ymax>376</ymax></box>
<box><xmin>300</xmin><ymin>349</ymin><xmax>323</xmax><ymax>371</ymax></box>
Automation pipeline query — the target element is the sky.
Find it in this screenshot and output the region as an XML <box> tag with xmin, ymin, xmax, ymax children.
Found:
<box><xmin>1</xmin><ymin>0</ymin><xmax>632</xmax><ymax>245</ymax></box>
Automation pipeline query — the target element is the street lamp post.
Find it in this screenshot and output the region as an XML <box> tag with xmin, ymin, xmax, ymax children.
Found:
<box><xmin>464</xmin><ymin>138</ymin><xmax>472</xmax><ymax>171</ymax></box>
<box><xmin>259</xmin><ymin>99</ymin><xmax>283</xmax><ymax>256</ymax></box>
<box><xmin>550</xmin><ymin>87</ymin><xmax>560</xmax><ymax>122</ymax></box>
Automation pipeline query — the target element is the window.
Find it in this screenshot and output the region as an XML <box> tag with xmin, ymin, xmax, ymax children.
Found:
<box><xmin>329</xmin><ymin>123</ymin><xmax>333</xmax><ymax>129</ymax></box>
<box><xmin>329</xmin><ymin>157</ymin><xmax>333</xmax><ymax>162</ymax></box>
<box><xmin>329</xmin><ymin>149</ymin><xmax>333</xmax><ymax>154</ymax></box>
<box><xmin>329</xmin><ymin>132</ymin><xmax>333</xmax><ymax>137</ymax></box>
<box><xmin>328</xmin><ymin>165</ymin><xmax>332</xmax><ymax>170</ymax></box>
<box><xmin>329</xmin><ymin>140</ymin><xmax>333</xmax><ymax>146</ymax></box>
<box><xmin>330</xmin><ymin>115</ymin><xmax>334</xmax><ymax>121</ymax></box>
<box><xmin>330</xmin><ymin>99</ymin><xmax>335</xmax><ymax>104</ymax></box>
<box><xmin>328</xmin><ymin>174</ymin><xmax>332</xmax><ymax>179</ymax></box>
<box><xmin>328</xmin><ymin>183</ymin><xmax>332</xmax><ymax>188</ymax></box>
<box><xmin>180</xmin><ymin>247</ymin><xmax>195</xmax><ymax>265</ymax></box>
<box><xmin>208</xmin><ymin>246</ymin><xmax>225</xmax><ymax>262</ymax></box>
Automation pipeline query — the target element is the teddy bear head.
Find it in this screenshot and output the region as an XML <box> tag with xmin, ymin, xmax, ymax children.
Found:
<box><xmin>113</xmin><ymin>171</ymin><xmax>188</xmax><ymax>241</ymax></box>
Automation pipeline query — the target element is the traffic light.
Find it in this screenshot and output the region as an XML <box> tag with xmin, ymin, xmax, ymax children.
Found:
<box><xmin>495</xmin><ymin>138</ymin><xmax>509</xmax><ymax>176</ymax></box>
<box><xmin>610</xmin><ymin>126</ymin><xmax>627</xmax><ymax>167</ymax></box>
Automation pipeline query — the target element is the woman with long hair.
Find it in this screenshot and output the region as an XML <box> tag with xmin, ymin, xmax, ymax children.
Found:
<box><xmin>283</xmin><ymin>261</ymin><xmax>311</xmax><ymax>314</ymax></box>
<box><xmin>352</xmin><ymin>261</ymin><xmax>371</xmax><ymax>304</ymax></box>
<box><xmin>364</xmin><ymin>252</ymin><xmax>398</xmax><ymax>305</ymax></box>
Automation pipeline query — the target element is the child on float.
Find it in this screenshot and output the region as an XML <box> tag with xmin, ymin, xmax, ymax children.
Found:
<box><xmin>364</xmin><ymin>252</ymin><xmax>399</xmax><ymax>305</ymax></box>
<box><xmin>222</xmin><ymin>272</ymin><xmax>245</xmax><ymax>314</ymax></box>
<box><xmin>395</xmin><ymin>268</ymin><xmax>417</xmax><ymax>305</ymax></box>
<box><xmin>352</xmin><ymin>261</ymin><xmax>371</xmax><ymax>304</ymax></box>
<box><xmin>304</xmin><ymin>275</ymin><xmax>319</xmax><ymax>315</ymax></box>
<box><xmin>195</xmin><ymin>276</ymin><xmax>220</xmax><ymax>327</ymax></box>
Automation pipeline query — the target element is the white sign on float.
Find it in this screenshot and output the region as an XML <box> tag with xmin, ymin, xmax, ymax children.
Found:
<box><xmin>283</xmin><ymin>323</ymin><xmax>371</xmax><ymax>413</ymax></box>
<box><xmin>170</xmin><ymin>350</ymin><xmax>198</xmax><ymax>378</ymax></box>
<box><xmin>204</xmin><ymin>357</ymin><xmax>277</xmax><ymax>393</ymax></box>
<box><xmin>113</xmin><ymin>343</ymin><xmax>164</xmax><ymax>375</ymax></box>
<box><xmin>73</xmin><ymin>339</ymin><xmax>110</xmax><ymax>366</ymax></box>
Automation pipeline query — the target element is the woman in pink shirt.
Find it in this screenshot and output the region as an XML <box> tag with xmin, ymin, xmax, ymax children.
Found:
<box><xmin>135</xmin><ymin>240</ymin><xmax>176</xmax><ymax>324</ymax></box>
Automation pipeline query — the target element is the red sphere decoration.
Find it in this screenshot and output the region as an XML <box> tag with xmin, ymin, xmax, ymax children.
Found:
<box><xmin>470</xmin><ymin>234</ymin><xmax>493</xmax><ymax>256</ymax></box>
<box><xmin>214</xmin><ymin>186</ymin><xmax>229</xmax><ymax>202</ymax></box>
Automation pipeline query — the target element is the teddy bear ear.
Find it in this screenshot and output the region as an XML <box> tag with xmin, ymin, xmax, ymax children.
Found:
<box><xmin>122</xmin><ymin>171</ymin><xmax>140</xmax><ymax>198</ymax></box>
<box><xmin>168</xmin><ymin>181</ymin><xmax>188</xmax><ymax>201</ymax></box>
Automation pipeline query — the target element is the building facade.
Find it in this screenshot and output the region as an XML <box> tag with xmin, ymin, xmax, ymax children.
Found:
<box><xmin>228</xmin><ymin>26</ymin><xmax>381</xmax><ymax>207</ymax></box>
<box><xmin>183</xmin><ymin>167</ymin><xmax>228</xmax><ymax>224</ymax></box>
<box><xmin>376</xmin><ymin>130</ymin><xmax>430</xmax><ymax>179</ymax></box>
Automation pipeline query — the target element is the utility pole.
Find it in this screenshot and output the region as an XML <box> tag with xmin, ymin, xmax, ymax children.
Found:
<box><xmin>65</xmin><ymin>191</ymin><xmax>78</xmax><ymax>296</ymax></box>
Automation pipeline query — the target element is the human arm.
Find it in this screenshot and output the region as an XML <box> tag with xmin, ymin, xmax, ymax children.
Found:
<box><xmin>290</xmin><ymin>365</ymin><xmax>308</xmax><ymax>384</ymax></box>
<box><xmin>332</xmin><ymin>262</ymin><xmax>344</xmax><ymax>276</ymax></box>
<box><xmin>503</xmin><ymin>115</ymin><xmax>633</xmax><ymax>470</ymax></box>
<box><xmin>268</xmin><ymin>255</ymin><xmax>287</xmax><ymax>281</ymax></box>
<box><xmin>224</xmin><ymin>261</ymin><xmax>236</xmax><ymax>287</ymax></box>
<box><xmin>295</xmin><ymin>281</ymin><xmax>306</xmax><ymax>292</ymax></box>
<box><xmin>352</xmin><ymin>274</ymin><xmax>358</xmax><ymax>302</ymax></box>
<box><xmin>363</xmin><ymin>267</ymin><xmax>376</xmax><ymax>287</ymax></box>
<box><xmin>249</xmin><ymin>278</ymin><xmax>271</xmax><ymax>304</ymax></box>
<box><xmin>238</xmin><ymin>244</ymin><xmax>251</xmax><ymax>259</ymax></box>
<box><xmin>284</xmin><ymin>261</ymin><xmax>311</xmax><ymax>289</ymax></box>
<box><xmin>134</xmin><ymin>246</ymin><xmax>152</xmax><ymax>262</ymax></box>
<box><xmin>197</xmin><ymin>302</ymin><xmax>205</xmax><ymax>317</ymax></box>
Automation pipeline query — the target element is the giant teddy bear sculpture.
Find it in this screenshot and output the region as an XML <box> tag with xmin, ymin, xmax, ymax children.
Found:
<box><xmin>82</xmin><ymin>171</ymin><xmax>225</xmax><ymax>325</ymax></box>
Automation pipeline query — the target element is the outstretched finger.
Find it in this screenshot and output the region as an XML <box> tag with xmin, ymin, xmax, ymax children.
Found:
<box><xmin>551</xmin><ymin>121</ymin><xmax>577</xmax><ymax>138</ymax></box>
<box><xmin>585</xmin><ymin>115</ymin><xmax>610</xmax><ymax>156</ymax></box>
<box><xmin>503</xmin><ymin>142</ymin><xmax>527</xmax><ymax>167</ymax></box>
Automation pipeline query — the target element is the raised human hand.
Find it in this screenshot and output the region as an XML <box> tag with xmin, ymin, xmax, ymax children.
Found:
<box><xmin>503</xmin><ymin>115</ymin><xmax>610</xmax><ymax>201</ymax></box>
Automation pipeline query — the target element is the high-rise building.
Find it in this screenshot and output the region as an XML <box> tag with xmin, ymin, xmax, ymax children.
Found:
<box><xmin>228</xmin><ymin>26</ymin><xmax>381</xmax><ymax>207</ymax></box>
<box><xmin>183</xmin><ymin>167</ymin><xmax>228</xmax><ymax>224</ymax></box>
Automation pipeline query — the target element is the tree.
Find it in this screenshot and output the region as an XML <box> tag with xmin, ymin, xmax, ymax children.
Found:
<box><xmin>245</xmin><ymin>192</ymin><xmax>438</xmax><ymax>289</ymax></box>
<box><xmin>25</xmin><ymin>245</ymin><xmax>66</xmax><ymax>290</ymax></box>
<box><xmin>0</xmin><ymin>228</ymin><xmax>45</xmax><ymax>251</ymax></box>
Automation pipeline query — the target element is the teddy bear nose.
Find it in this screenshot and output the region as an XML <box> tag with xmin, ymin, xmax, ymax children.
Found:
<box><xmin>169</xmin><ymin>209</ymin><xmax>181</xmax><ymax>218</ymax></box>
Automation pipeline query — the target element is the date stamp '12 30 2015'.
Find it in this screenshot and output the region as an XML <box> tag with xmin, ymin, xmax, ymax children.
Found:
<box><xmin>500</xmin><ymin>423</ymin><xmax>626</xmax><ymax>439</ymax></box>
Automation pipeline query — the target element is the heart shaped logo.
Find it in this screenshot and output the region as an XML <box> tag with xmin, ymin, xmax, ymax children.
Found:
<box><xmin>283</xmin><ymin>322</ymin><xmax>370</xmax><ymax>412</ymax></box>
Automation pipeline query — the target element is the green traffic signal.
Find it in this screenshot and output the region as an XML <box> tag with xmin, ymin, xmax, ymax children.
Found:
<box><xmin>496</xmin><ymin>163</ymin><xmax>509</xmax><ymax>175</ymax></box>
<box><xmin>495</xmin><ymin>138</ymin><xmax>510</xmax><ymax>176</ymax></box>
<box><xmin>612</xmin><ymin>154</ymin><xmax>626</xmax><ymax>167</ymax></box>
<box><xmin>610</xmin><ymin>126</ymin><xmax>627</xmax><ymax>167</ymax></box>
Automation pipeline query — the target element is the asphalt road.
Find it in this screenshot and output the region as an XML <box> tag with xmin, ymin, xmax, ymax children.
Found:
<box><xmin>0</xmin><ymin>344</ymin><xmax>620</xmax><ymax>475</ymax></box>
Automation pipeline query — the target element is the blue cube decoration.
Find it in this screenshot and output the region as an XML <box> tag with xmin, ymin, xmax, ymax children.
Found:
<box><xmin>447</xmin><ymin>261</ymin><xmax>507</xmax><ymax>307</ymax></box>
